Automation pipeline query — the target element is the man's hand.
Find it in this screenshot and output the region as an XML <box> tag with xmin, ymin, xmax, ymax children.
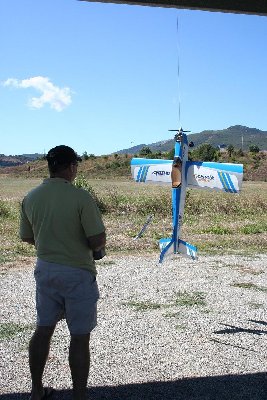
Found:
<box><xmin>92</xmin><ymin>248</ymin><xmax>106</xmax><ymax>260</ymax></box>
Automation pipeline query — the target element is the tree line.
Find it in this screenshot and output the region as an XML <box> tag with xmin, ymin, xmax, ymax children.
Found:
<box><xmin>137</xmin><ymin>143</ymin><xmax>260</xmax><ymax>162</ymax></box>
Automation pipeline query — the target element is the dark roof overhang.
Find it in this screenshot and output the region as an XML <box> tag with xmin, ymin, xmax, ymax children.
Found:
<box><xmin>79</xmin><ymin>0</ymin><xmax>267</xmax><ymax>16</ymax></box>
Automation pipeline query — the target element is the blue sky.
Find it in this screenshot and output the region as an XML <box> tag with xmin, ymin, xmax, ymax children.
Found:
<box><xmin>1</xmin><ymin>0</ymin><xmax>266</xmax><ymax>156</ymax></box>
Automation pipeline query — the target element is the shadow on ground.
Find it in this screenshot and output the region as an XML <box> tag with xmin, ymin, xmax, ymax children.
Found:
<box><xmin>0</xmin><ymin>372</ymin><xmax>266</xmax><ymax>400</ymax></box>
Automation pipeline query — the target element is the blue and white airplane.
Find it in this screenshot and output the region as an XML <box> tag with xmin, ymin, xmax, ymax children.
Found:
<box><xmin>131</xmin><ymin>128</ymin><xmax>243</xmax><ymax>263</ymax></box>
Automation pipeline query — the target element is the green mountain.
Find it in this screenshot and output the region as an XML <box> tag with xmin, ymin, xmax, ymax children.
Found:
<box><xmin>117</xmin><ymin>125</ymin><xmax>267</xmax><ymax>154</ymax></box>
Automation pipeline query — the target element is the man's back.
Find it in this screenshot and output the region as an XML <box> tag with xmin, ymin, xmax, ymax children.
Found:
<box><xmin>20</xmin><ymin>177</ymin><xmax>105</xmax><ymax>275</ymax></box>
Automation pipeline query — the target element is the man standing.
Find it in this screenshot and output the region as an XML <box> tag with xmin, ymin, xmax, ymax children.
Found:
<box><xmin>20</xmin><ymin>145</ymin><xmax>106</xmax><ymax>400</ymax></box>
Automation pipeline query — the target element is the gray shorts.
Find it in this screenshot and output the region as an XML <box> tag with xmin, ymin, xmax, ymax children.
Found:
<box><xmin>34</xmin><ymin>259</ymin><xmax>99</xmax><ymax>335</ymax></box>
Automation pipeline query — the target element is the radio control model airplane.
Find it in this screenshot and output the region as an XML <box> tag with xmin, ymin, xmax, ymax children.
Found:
<box><xmin>131</xmin><ymin>128</ymin><xmax>243</xmax><ymax>263</ymax></box>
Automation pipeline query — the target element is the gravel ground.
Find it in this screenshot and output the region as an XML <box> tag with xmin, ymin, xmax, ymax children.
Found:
<box><xmin>0</xmin><ymin>254</ymin><xmax>266</xmax><ymax>400</ymax></box>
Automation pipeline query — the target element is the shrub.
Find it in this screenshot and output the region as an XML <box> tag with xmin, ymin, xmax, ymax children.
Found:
<box><xmin>191</xmin><ymin>143</ymin><xmax>219</xmax><ymax>161</ymax></box>
<box><xmin>0</xmin><ymin>200</ymin><xmax>17</xmax><ymax>219</ymax></box>
<box><xmin>74</xmin><ymin>175</ymin><xmax>106</xmax><ymax>212</ymax></box>
<box><xmin>249</xmin><ymin>145</ymin><xmax>260</xmax><ymax>153</ymax></box>
<box><xmin>139</xmin><ymin>146</ymin><xmax>152</xmax><ymax>156</ymax></box>
<box><xmin>82</xmin><ymin>151</ymin><xmax>89</xmax><ymax>160</ymax></box>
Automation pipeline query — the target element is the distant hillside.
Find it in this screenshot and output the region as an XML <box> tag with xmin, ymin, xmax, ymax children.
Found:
<box><xmin>1</xmin><ymin>126</ymin><xmax>266</xmax><ymax>181</ymax></box>
<box><xmin>117</xmin><ymin>125</ymin><xmax>267</xmax><ymax>154</ymax></box>
<box><xmin>0</xmin><ymin>153</ymin><xmax>43</xmax><ymax>167</ymax></box>
<box><xmin>1</xmin><ymin>126</ymin><xmax>266</xmax><ymax>168</ymax></box>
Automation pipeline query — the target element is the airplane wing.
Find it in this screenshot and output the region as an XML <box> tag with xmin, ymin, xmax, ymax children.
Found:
<box><xmin>186</xmin><ymin>161</ymin><xmax>243</xmax><ymax>193</ymax></box>
<box><xmin>131</xmin><ymin>158</ymin><xmax>243</xmax><ymax>193</ymax></box>
<box><xmin>131</xmin><ymin>158</ymin><xmax>172</xmax><ymax>183</ymax></box>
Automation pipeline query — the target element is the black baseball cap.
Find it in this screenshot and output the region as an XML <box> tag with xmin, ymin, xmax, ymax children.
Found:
<box><xmin>46</xmin><ymin>145</ymin><xmax>82</xmax><ymax>166</ymax></box>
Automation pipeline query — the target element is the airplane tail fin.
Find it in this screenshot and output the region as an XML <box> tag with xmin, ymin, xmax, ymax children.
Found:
<box><xmin>159</xmin><ymin>238</ymin><xmax>197</xmax><ymax>263</ymax></box>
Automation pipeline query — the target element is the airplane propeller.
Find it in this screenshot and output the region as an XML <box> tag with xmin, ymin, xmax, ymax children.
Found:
<box><xmin>168</xmin><ymin>128</ymin><xmax>194</xmax><ymax>146</ymax></box>
<box><xmin>168</xmin><ymin>127</ymin><xmax>191</xmax><ymax>133</ymax></box>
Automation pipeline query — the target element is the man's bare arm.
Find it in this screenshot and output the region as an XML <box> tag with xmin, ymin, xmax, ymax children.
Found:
<box><xmin>87</xmin><ymin>231</ymin><xmax>106</xmax><ymax>251</ymax></box>
<box><xmin>21</xmin><ymin>237</ymin><xmax>35</xmax><ymax>245</ymax></box>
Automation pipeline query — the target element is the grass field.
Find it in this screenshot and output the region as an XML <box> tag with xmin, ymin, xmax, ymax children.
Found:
<box><xmin>0</xmin><ymin>175</ymin><xmax>266</xmax><ymax>265</ymax></box>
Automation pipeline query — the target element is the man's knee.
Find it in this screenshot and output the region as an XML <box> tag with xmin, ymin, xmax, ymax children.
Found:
<box><xmin>70</xmin><ymin>333</ymin><xmax>90</xmax><ymax>345</ymax></box>
<box><xmin>34</xmin><ymin>325</ymin><xmax>56</xmax><ymax>338</ymax></box>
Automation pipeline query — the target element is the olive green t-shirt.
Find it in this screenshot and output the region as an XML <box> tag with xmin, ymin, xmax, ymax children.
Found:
<box><xmin>20</xmin><ymin>178</ymin><xmax>105</xmax><ymax>275</ymax></box>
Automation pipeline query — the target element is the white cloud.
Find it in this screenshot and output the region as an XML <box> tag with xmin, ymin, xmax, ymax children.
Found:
<box><xmin>2</xmin><ymin>76</ymin><xmax>72</xmax><ymax>111</ymax></box>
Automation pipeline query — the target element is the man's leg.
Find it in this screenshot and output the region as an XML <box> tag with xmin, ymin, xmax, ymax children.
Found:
<box><xmin>29</xmin><ymin>325</ymin><xmax>56</xmax><ymax>400</ymax></box>
<box><xmin>69</xmin><ymin>333</ymin><xmax>90</xmax><ymax>400</ymax></box>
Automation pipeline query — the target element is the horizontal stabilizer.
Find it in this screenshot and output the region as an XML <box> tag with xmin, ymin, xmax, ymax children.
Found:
<box><xmin>178</xmin><ymin>239</ymin><xmax>198</xmax><ymax>260</ymax></box>
<box><xmin>158</xmin><ymin>238</ymin><xmax>197</xmax><ymax>263</ymax></box>
<box><xmin>159</xmin><ymin>238</ymin><xmax>172</xmax><ymax>251</ymax></box>
<box><xmin>159</xmin><ymin>238</ymin><xmax>174</xmax><ymax>263</ymax></box>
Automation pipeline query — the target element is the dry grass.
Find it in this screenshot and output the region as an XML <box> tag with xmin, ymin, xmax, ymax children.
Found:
<box><xmin>0</xmin><ymin>176</ymin><xmax>266</xmax><ymax>265</ymax></box>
